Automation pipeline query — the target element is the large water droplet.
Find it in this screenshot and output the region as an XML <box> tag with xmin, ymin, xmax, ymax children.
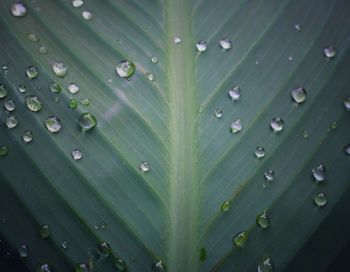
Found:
<box><xmin>228</xmin><ymin>86</ymin><xmax>241</xmax><ymax>101</ymax></box>
<box><xmin>52</xmin><ymin>61</ymin><xmax>67</xmax><ymax>78</ymax></box>
<box><xmin>72</xmin><ymin>0</ymin><xmax>84</xmax><ymax>7</ymax></box>
<box><xmin>221</xmin><ymin>200</ymin><xmax>231</xmax><ymax>212</ymax></box>
<box><xmin>313</xmin><ymin>192</ymin><xmax>327</xmax><ymax>207</ymax></box>
<box><xmin>151</xmin><ymin>258</ymin><xmax>166</xmax><ymax>272</ymax></box>
<box><xmin>0</xmin><ymin>85</ymin><xmax>8</xmax><ymax>98</ymax></box>
<box><xmin>39</xmin><ymin>224</ymin><xmax>50</xmax><ymax>239</ymax></box>
<box><xmin>115</xmin><ymin>60</ymin><xmax>135</xmax><ymax>78</ymax></box>
<box><xmin>173</xmin><ymin>36</ymin><xmax>182</xmax><ymax>44</ymax></box>
<box><xmin>26</xmin><ymin>65</ymin><xmax>38</xmax><ymax>79</ymax></box>
<box><xmin>230</xmin><ymin>119</ymin><xmax>242</xmax><ymax>133</ymax></box>
<box><xmin>4</xmin><ymin>99</ymin><xmax>16</xmax><ymax>112</ymax></box>
<box><xmin>232</xmin><ymin>231</ymin><xmax>248</xmax><ymax>247</ymax></box>
<box><xmin>196</xmin><ymin>40</ymin><xmax>207</xmax><ymax>52</ymax></box>
<box><xmin>113</xmin><ymin>257</ymin><xmax>127</xmax><ymax>271</ymax></box>
<box><xmin>25</xmin><ymin>95</ymin><xmax>42</xmax><ymax>112</ymax></box>
<box><xmin>214</xmin><ymin>108</ymin><xmax>223</xmax><ymax>119</ymax></box>
<box><xmin>344</xmin><ymin>144</ymin><xmax>350</xmax><ymax>155</ymax></box>
<box><xmin>256</xmin><ymin>211</ymin><xmax>270</xmax><ymax>229</ymax></box>
<box><xmin>82</xmin><ymin>10</ymin><xmax>92</xmax><ymax>20</ymax></box>
<box><xmin>75</xmin><ymin>263</ymin><xmax>90</xmax><ymax>272</ymax></box>
<box><xmin>98</xmin><ymin>241</ymin><xmax>111</xmax><ymax>256</ymax></box>
<box><xmin>139</xmin><ymin>161</ymin><xmax>150</xmax><ymax>173</ymax></box>
<box><xmin>0</xmin><ymin>146</ymin><xmax>8</xmax><ymax>157</ymax></box>
<box><xmin>219</xmin><ymin>38</ymin><xmax>232</xmax><ymax>50</ymax></box>
<box><xmin>27</xmin><ymin>33</ymin><xmax>39</xmax><ymax>43</ymax></box>
<box><xmin>255</xmin><ymin>146</ymin><xmax>265</xmax><ymax>159</ymax></box>
<box><xmin>323</xmin><ymin>46</ymin><xmax>336</xmax><ymax>59</ymax></box>
<box><xmin>22</xmin><ymin>130</ymin><xmax>33</xmax><ymax>143</ymax></box>
<box><xmin>291</xmin><ymin>86</ymin><xmax>307</xmax><ymax>104</ymax></box>
<box><xmin>35</xmin><ymin>263</ymin><xmax>53</xmax><ymax>272</ymax></box>
<box><xmin>6</xmin><ymin>115</ymin><xmax>18</xmax><ymax>129</ymax></box>
<box><xmin>344</xmin><ymin>97</ymin><xmax>350</xmax><ymax>111</ymax></box>
<box><xmin>18</xmin><ymin>244</ymin><xmax>29</xmax><ymax>258</ymax></box>
<box><xmin>78</xmin><ymin>112</ymin><xmax>97</xmax><ymax>131</ymax></box>
<box><xmin>71</xmin><ymin>149</ymin><xmax>82</xmax><ymax>161</ymax></box>
<box><xmin>49</xmin><ymin>82</ymin><xmax>62</xmax><ymax>93</ymax></box>
<box><xmin>270</xmin><ymin>117</ymin><xmax>284</xmax><ymax>133</ymax></box>
<box><xmin>146</xmin><ymin>73</ymin><xmax>155</xmax><ymax>81</ymax></box>
<box><xmin>312</xmin><ymin>164</ymin><xmax>326</xmax><ymax>183</ymax></box>
<box><xmin>258</xmin><ymin>256</ymin><xmax>273</xmax><ymax>272</ymax></box>
<box><xmin>11</xmin><ymin>2</ymin><xmax>27</xmax><ymax>17</ymax></box>
<box><xmin>45</xmin><ymin>116</ymin><xmax>62</xmax><ymax>133</ymax></box>
<box><xmin>68</xmin><ymin>83</ymin><xmax>80</xmax><ymax>94</ymax></box>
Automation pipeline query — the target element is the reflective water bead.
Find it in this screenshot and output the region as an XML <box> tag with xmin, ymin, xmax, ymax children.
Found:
<box><xmin>313</xmin><ymin>192</ymin><xmax>327</xmax><ymax>207</ymax></box>
<box><xmin>220</xmin><ymin>200</ymin><xmax>231</xmax><ymax>212</ymax></box>
<box><xmin>146</xmin><ymin>73</ymin><xmax>155</xmax><ymax>81</ymax></box>
<box><xmin>69</xmin><ymin>99</ymin><xmax>78</xmax><ymax>109</ymax></box>
<box><xmin>82</xmin><ymin>10</ymin><xmax>92</xmax><ymax>20</ymax></box>
<box><xmin>291</xmin><ymin>86</ymin><xmax>307</xmax><ymax>104</ymax></box>
<box><xmin>71</xmin><ymin>149</ymin><xmax>82</xmax><ymax>160</ymax></box>
<box><xmin>99</xmin><ymin>241</ymin><xmax>111</xmax><ymax>256</ymax></box>
<box><xmin>312</xmin><ymin>164</ymin><xmax>326</xmax><ymax>183</ymax></box>
<box><xmin>323</xmin><ymin>46</ymin><xmax>336</xmax><ymax>59</ymax></box>
<box><xmin>173</xmin><ymin>36</ymin><xmax>182</xmax><ymax>44</ymax></box>
<box><xmin>115</xmin><ymin>60</ymin><xmax>135</xmax><ymax>78</ymax></box>
<box><xmin>18</xmin><ymin>84</ymin><xmax>26</xmax><ymax>93</ymax></box>
<box><xmin>113</xmin><ymin>257</ymin><xmax>127</xmax><ymax>271</ymax></box>
<box><xmin>6</xmin><ymin>116</ymin><xmax>18</xmax><ymax>129</ymax></box>
<box><xmin>196</xmin><ymin>40</ymin><xmax>207</xmax><ymax>52</ymax></box>
<box><xmin>256</xmin><ymin>211</ymin><xmax>270</xmax><ymax>229</ymax></box>
<box><xmin>344</xmin><ymin>144</ymin><xmax>350</xmax><ymax>155</ymax></box>
<box><xmin>11</xmin><ymin>2</ymin><xmax>27</xmax><ymax>17</ymax></box>
<box><xmin>302</xmin><ymin>130</ymin><xmax>309</xmax><ymax>139</ymax></box>
<box><xmin>18</xmin><ymin>244</ymin><xmax>29</xmax><ymax>258</ymax></box>
<box><xmin>344</xmin><ymin>97</ymin><xmax>350</xmax><ymax>111</ymax></box>
<box><xmin>151</xmin><ymin>258</ymin><xmax>166</xmax><ymax>272</ymax></box>
<box><xmin>219</xmin><ymin>38</ymin><xmax>232</xmax><ymax>50</ymax></box>
<box><xmin>258</xmin><ymin>256</ymin><xmax>273</xmax><ymax>272</ymax></box>
<box><xmin>139</xmin><ymin>161</ymin><xmax>150</xmax><ymax>173</ymax></box>
<box><xmin>214</xmin><ymin>108</ymin><xmax>223</xmax><ymax>119</ymax></box>
<box><xmin>45</xmin><ymin>116</ymin><xmax>62</xmax><ymax>133</ymax></box>
<box><xmin>26</xmin><ymin>65</ymin><xmax>38</xmax><ymax>79</ymax></box>
<box><xmin>35</xmin><ymin>263</ymin><xmax>53</xmax><ymax>272</ymax></box>
<box><xmin>228</xmin><ymin>86</ymin><xmax>241</xmax><ymax>101</ymax></box>
<box><xmin>52</xmin><ymin>61</ymin><xmax>67</xmax><ymax>78</ymax></box>
<box><xmin>232</xmin><ymin>231</ymin><xmax>248</xmax><ymax>247</ymax></box>
<box><xmin>230</xmin><ymin>119</ymin><xmax>242</xmax><ymax>133</ymax></box>
<box><xmin>0</xmin><ymin>85</ymin><xmax>8</xmax><ymax>98</ymax></box>
<box><xmin>80</xmin><ymin>98</ymin><xmax>91</xmax><ymax>106</ymax></box>
<box><xmin>270</xmin><ymin>117</ymin><xmax>284</xmax><ymax>132</ymax></box>
<box><xmin>38</xmin><ymin>46</ymin><xmax>48</xmax><ymax>55</ymax></box>
<box><xmin>25</xmin><ymin>95</ymin><xmax>42</xmax><ymax>112</ymax></box>
<box><xmin>151</xmin><ymin>56</ymin><xmax>158</xmax><ymax>63</ymax></box>
<box><xmin>74</xmin><ymin>263</ymin><xmax>90</xmax><ymax>272</ymax></box>
<box><xmin>0</xmin><ymin>146</ymin><xmax>8</xmax><ymax>157</ymax></box>
<box><xmin>294</xmin><ymin>24</ymin><xmax>301</xmax><ymax>32</ymax></box>
<box><xmin>68</xmin><ymin>83</ymin><xmax>79</xmax><ymax>94</ymax></box>
<box><xmin>4</xmin><ymin>99</ymin><xmax>16</xmax><ymax>112</ymax></box>
<box><xmin>72</xmin><ymin>0</ymin><xmax>84</xmax><ymax>7</ymax></box>
<box><xmin>39</xmin><ymin>224</ymin><xmax>50</xmax><ymax>239</ymax></box>
<box><xmin>78</xmin><ymin>112</ymin><xmax>97</xmax><ymax>131</ymax></box>
<box><xmin>27</xmin><ymin>33</ymin><xmax>39</xmax><ymax>43</ymax></box>
<box><xmin>255</xmin><ymin>146</ymin><xmax>265</xmax><ymax>159</ymax></box>
<box><xmin>61</xmin><ymin>241</ymin><xmax>69</xmax><ymax>249</ymax></box>
<box><xmin>22</xmin><ymin>130</ymin><xmax>33</xmax><ymax>143</ymax></box>
<box><xmin>264</xmin><ymin>169</ymin><xmax>275</xmax><ymax>181</ymax></box>
<box><xmin>49</xmin><ymin>82</ymin><xmax>62</xmax><ymax>93</ymax></box>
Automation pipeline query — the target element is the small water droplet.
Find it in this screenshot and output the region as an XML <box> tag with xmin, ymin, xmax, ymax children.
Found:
<box><xmin>69</xmin><ymin>99</ymin><xmax>78</xmax><ymax>109</ymax></box>
<box><xmin>25</xmin><ymin>95</ymin><xmax>42</xmax><ymax>112</ymax></box>
<box><xmin>146</xmin><ymin>73</ymin><xmax>155</xmax><ymax>81</ymax></box>
<box><xmin>214</xmin><ymin>108</ymin><xmax>223</xmax><ymax>119</ymax></box>
<box><xmin>291</xmin><ymin>86</ymin><xmax>307</xmax><ymax>104</ymax></box>
<box><xmin>39</xmin><ymin>224</ymin><xmax>50</xmax><ymax>239</ymax></box>
<box><xmin>74</xmin><ymin>263</ymin><xmax>90</xmax><ymax>272</ymax></box>
<box><xmin>71</xmin><ymin>149</ymin><xmax>82</xmax><ymax>161</ymax></box>
<box><xmin>35</xmin><ymin>263</ymin><xmax>53</xmax><ymax>272</ymax></box>
<box><xmin>219</xmin><ymin>38</ymin><xmax>232</xmax><ymax>50</ymax></box>
<box><xmin>302</xmin><ymin>130</ymin><xmax>309</xmax><ymax>139</ymax></box>
<box><xmin>115</xmin><ymin>60</ymin><xmax>135</xmax><ymax>78</ymax></box>
<box><xmin>344</xmin><ymin>144</ymin><xmax>350</xmax><ymax>155</ymax></box>
<box><xmin>288</xmin><ymin>56</ymin><xmax>293</xmax><ymax>61</ymax></box>
<box><xmin>72</xmin><ymin>0</ymin><xmax>84</xmax><ymax>7</ymax></box>
<box><xmin>323</xmin><ymin>46</ymin><xmax>336</xmax><ymax>59</ymax></box>
<box><xmin>264</xmin><ymin>169</ymin><xmax>275</xmax><ymax>181</ymax></box>
<box><xmin>26</xmin><ymin>65</ymin><xmax>39</xmax><ymax>79</ymax></box>
<box><xmin>45</xmin><ymin>116</ymin><xmax>62</xmax><ymax>133</ymax></box>
<box><xmin>80</xmin><ymin>98</ymin><xmax>91</xmax><ymax>106</ymax></box>
<box><xmin>270</xmin><ymin>117</ymin><xmax>284</xmax><ymax>133</ymax></box>
<box><xmin>196</xmin><ymin>40</ymin><xmax>207</xmax><ymax>52</ymax></box>
<box><xmin>54</xmin><ymin>96</ymin><xmax>60</xmax><ymax>103</ymax></box>
<box><xmin>68</xmin><ymin>83</ymin><xmax>80</xmax><ymax>94</ymax></box>
<box><xmin>232</xmin><ymin>231</ymin><xmax>248</xmax><ymax>247</ymax></box>
<box><xmin>6</xmin><ymin>115</ymin><xmax>18</xmax><ymax>129</ymax></box>
<box><xmin>78</xmin><ymin>112</ymin><xmax>97</xmax><ymax>131</ymax></box>
<box><xmin>294</xmin><ymin>24</ymin><xmax>301</xmax><ymax>32</ymax></box>
<box><xmin>52</xmin><ymin>61</ymin><xmax>67</xmax><ymax>78</ymax></box>
<box><xmin>313</xmin><ymin>192</ymin><xmax>327</xmax><ymax>207</ymax></box>
<box><xmin>0</xmin><ymin>84</ymin><xmax>8</xmax><ymax>98</ymax></box>
<box><xmin>139</xmin><ymin>161</ymin><xmax>150</xmax><ymax>173</ymax></box>
<box><xmin>343</xmin><ymin>97</ymin><xmax>350</xmax><ymax>111</ymax></box>
<box><xmin>330</xmin><ymin>121</ymin><xmax>337</xmax><ymax>130</ymax></box>
<box><xmin>199</xmin><ymin>247</ymin><xmax>207</xmax><ymax>262</ymax></box>
<box><xmin>113</xmin><ymin>257</ymin><xmax>127</xmax><ymax>271</ymax></box>
<box><xmin>255</xmin><ymin>146</ymin><xmax>265</xmax><ymax>159</ymax></box>
<box><xmin>198</xmin><ymin>104</ymin><xmax>205</xmax><ymax>113</ymax></box>
<box><xmin>173</xmin><ymin>36</ymin><xmax>182</xmax><ymax>44</ymax></box>
<box><xmin>151</xmin><ymin>258</ymin><xmax>166</xmax><ymax>272</ymax></box>
<box><xmin>258</xmin><ymin>256</ymin><xmax>273</xmax><ymax>272</ymax></box>
<box><xmin>82</xmin><ymin>10</ymin><xmax>92</xmax><ymax>20</ymax></box>
<box><xmin>228</xmin><ymin>86</ymin><xmax>241</xmax><ymax>101</ymax></box>
<box><xmin>0</xmin><ymin>146</ymin><xmax>8</xmax><ymax>157</ymax></box>
<box><xmin>26</xmin><ymin>33</ymin><xmax>39</xmax><ymax>43</ymax></box>
<box><xmin>312</xmin><ymin>164</ymin><xmax>326</xmax><ymax>183</ymax></box>
<box><xmin>256</xmin><ymin>211</ymin><xmax>270</xmax><ymax>229</ymax></box>
<box><xmin>230</xmin><ymin>119</ymin><xmax>242</xmax><ymax>133</ymax></box>
<box><xmin>18</xmin><ymin>243</ymin><xmax>29</xmax><ymax>258</ymax></box>
<box><xmin>4</xmin><ymin>99</ymin><xmax>16</xmax><ymax>112</ymax></box>
<box><xmin>61</xmin><ymin>240</ymin><xmax>69</xmax><ymax>249</ymax></box>
<box><xmin>18</xmin><ymin>84</ymin><xmax>26</xmax><ymax>93</ymax></box>
<box><xmin>22</xmin><ymin>130</ymin><xmax>33</xmax><ymax>143</ymax></box>
<box><xmin>220</xmin><ymin>200</ymin><xmax>231</xmax><ymax>212</ymax></box>
<box><xmin>98</xmin><ymin>241</ymin><xmax>111</xmax><ymax>256</ymax></box>
<box><xmin>150</xmin><ymin>56</ymin><xmax>158</xmax><ymax>63</ymax></box>
<box><xmin>49</xmin><ymin>82</ymin><xmax>62</xmax><ymax>93</ymax></box>
<box><xmin>38</xmin><ymin>46</ymin><xmax>48</xmax><ymax>55</ymax></box>
<box><xmin>11</xmin><ymin>2</ymin><xmax>27</xmax><ymax>17</ymax></box>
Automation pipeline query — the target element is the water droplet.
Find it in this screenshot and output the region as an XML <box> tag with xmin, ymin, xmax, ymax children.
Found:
<box><xmin>150</xmin><ymin>56</ymin><xmax>158</xmax><ymax>63</ymax></box>
<box><xmin>344</xmin><ymin>97</ymin><xmax>350</xmax><ymax>111</ymax></box>
<box><xmin>139</xmin><ymin>161</ymin><xmax>150</xmax><ymax>173</ymax></box>
<box><xmin>18</xmin><ymin>84</ymin><xmax>26</xmax><ymax>93</ymax></box>
<box><xmin>26</xmin><ymin>65</ymin><xmax>38</xmax><ymax>79</ymax></box>
<box><xmin>0</xmin><ymin>85</ymin><xmax>8</xmax><ymax>98</ymax></box>
<box><xmin>52</xmin><ymin>61</ymin><xmax>67</xmax><ymax>78</ymax></box>
<box><xmin>4</xmin><ymin>99</ymin><xmax>16</xmax><ymax>112</ymax></box>
<box><xmin>2</xmin><ymin>64</ymin><xmax>9</xmax><ymax>74</ymax></box>
<box><xmin>294</xmin><ymin>24</ymin><xmax>301</xmax><ymax>32</ymax></box>
<box><xmin>26</xmin><ymin>33</ymin><xmax>39</xmax><ymax>43</ymax></box>
<box><xmin>255</xmin><ymin>146</ymin><xmax>265</xmax><ymax>159</ymax></box>
<box><xmin>61</xmin><ymin>240</ymin><xmax>69</xmax><ymax>249</ymax></box>
<box><xmin>330</xmin><ymin>121</ymin><xmax>337</xmax><ymax>130</ymax></box>
<box><xmin>22</xmin><ymin>130</ymin><xmax>33</xmax><ymax>143</ymax></box>
<box><xmin>173</xmin><ymin>36</ymin><xmax>182</xmax><ymax>44</ymax></box>
<box><xmin>113</xmin><ymin>257</ymin><xmax>127</xmax><ymax>271</ymax></box>
<box><xmin>291</xmin><ymin>86</ymin><xmax>307</xmax><ymax>104</ymax></box>
<box><xmin>219</xmin><ymin>38</ymin><xmax>232</xmax><ymax>50</ymax></box>
<box><xmin>198</xmin><ymin>104</ymin><xmax>205</xmax><ymax>113</ymax></box>
<box><xmin>18</xmin><ymin>243</ymin><xmax>29</xmax><ymax>258</ymax></box>
<box><xmin>214</xmin><ymin>108</ymin><xmax>223</xmax><ymax>119</ymax></box>
<box><xmin>69</xmin><ymin>99</ymin><xmax>78</xmax><ymax>109</ymax></box>
<box><xmin>230</xmin><ymin>119</ymin><xmax>242</xmax><ymax>133</ymax></box>
<box><xmin>288</xmin><ymin>56</ymin><xmax>293</xmax><ymax>62</ymax></box>
<box><xmin>71</xmin><ymin>149</ymin><xmax>82</xmax><ymax>161</ymax></box>
<box><xmin>68</xmin><ymin>83</ymin><xmax>79</xmax><ymax>94</ymax></box>
<box><xmin>0</xmin><ymin>146</ymin><xmax>8</xmax><ymax>157</ymax></box>
<box><xmin>312</xmin><ymin>164</ymin><xmax>326</xmax><ymax>183</ymax></box>
<box><xmin>39</xmin><ymin>224</ymin><xmax>50</xmax><ymax>239</ymax></box>
<box><xmin>74</xmin><ymin>263</ymin><xmax>90</xmax><ymax>272</ymax></box>
<box><xmin>72</xmin><ymin>0</ymin><xmax>84</xmax><ymax>7</ymax></box>
<box><xmin>302</xmin><ymin>130</ymin><xmax>309</xmax><ymax>139</ymax></box>
<box><xmin>25</xmin><ymin>95</ymin><xmax>42</xmax><ymax>112</ymax></box>
<box><xmin>6</xmin><ymin>115</ymin><xmax>18</xmax><ymax>129</ymax></box>
<box><xmin>199</xmin><ymin>247</ymin><xmax>207</xmax><ymax>262</ymax></box>
<box><xmin>313</xmin><ymin>192</ymin><xmax>327</xmax><ymax>207</ymax></box>
<box><xmin>54</xmin><ymin>96</ymin><xmax>60</xmax><ymax>103</ymax></box>
<box><xmin>146</xmin><ymin>73</ymin><xmax>155</xmax><ymax>81</ymax></box>
<box><xmin>98</xmin><ymin>241</ymin><xmax>111</xmax><ymax>256</ymax></box>
<box><xmin>45</xmin><ymin>116</ymin><xmax>62</xmax><ymax>133</ymax></box>
<box><xmin>258</xmin><ymin>256</ymin><xmax>273</xmax><ymax>272</ymax></box>
<box><xmin>264</xmin><ymin>169</ymin><xmax>275</xmax><ymax>181</ymax></box>
<box><xmin>232</xmin><ymin>231</ymin><xmax>248</xmax><ymax>247</ymax></box>
<box><xmin>256</xmin><ymin>211</ymin><xmax>270</xmax><ymax>229</ymax></box>
<box><xmin>270</xmin><ymin>117</ymin><xmax>284</xmax><ymax>133</ymax></box>
<box><xmin>220</xmin><ymin>200</ymin><xmax>231</xmax><ymax>212</ymax></box>
<box><xmin>323</xmin><ymin>46</ymin><xmax>336</xmax><ymax>59</ymax></box>
<box><xmin>344</xmin><ymin>144</ymin><xmax>350</xmax><ymax>155</ymax></box>
<box><xmin>35</xmin><ymin>263</ymin><xmax>53</xmax><ymax>272</ymax></box>
<box><xmin>115</xmin><ymin>60</ymin><xmax>135</xmax><ymax>78</ymax></box>
<box><xmin>49</xmin><ymin>82</ymin><xmax>61</xmax><ymax>93</ymax></box>
<box><xmin>38</xmin><ymin>46</ymin><xmax>48</xmax><ymax>55</ymax></box>
<box><xmin>80</xmin><ymin>98</ymin><xmax>91</xmax><ymax>106</ymax></box>
<box><xmin>78</xmin><ymin>112</ymin><xmax>97</xmax><ymax>131</ymax></box>
<box><xmin>151</xmin><ymin>258</ymin><xmax>166</xmax><ymax>272</ymax></box>
<box><xmin>228</xmin><ymin>86</ymin><xmax>241</xmax><ymax>101</ymax></box>
<box><xmin>11</xmin><ymin>2</ymin><xmax>27</xmax><ymax>17</ymax></box>
<box><xmin>196</xmin><ymin>40</ymin><xmax>207</xmax><ymax>52</ymax></box>
<box><xmin>82</xmin><ymin>10</ymin><xmax>92</xmax><ymax>20</ymax></box>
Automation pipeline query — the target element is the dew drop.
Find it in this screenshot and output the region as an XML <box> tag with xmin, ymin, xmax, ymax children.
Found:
<box><xmin>6</xmin><ymin>115</ymin><xmax>18</xmax><ymax>129</ymax></box>
<box><xmin>25</xmin><ymin>95</ymin><xmax>42</xmax><ymax>112</ymax></box>
<box><xmin>214</xmin><ymin>108</ymin><xmax>223</xmax><ymax>119</ymax></box>
<box><xmin>49</xmin><ymin>82</ymin><xmax>62</xmax><ymax>93</ymax></box>
<box><xmin>230</xmin><ymin>119</ymin><xmax>242</xmax><ymax>133</ymax></box>
<box><xmin>98</xmin><ymin>241</ymin><xmax>111</xmax><ymax>256</ymax></box>
<box><xmin>18</xmin><ymin>243</ymin><xmax>29</xmax><ymax>258</ymax></box>
<box><xmin>82</xmin><ymin>10</ymin><xmax>92</xmax><ymax>20</ymax></box>
<box><xmin>344</xmin><ymin>144</ymin><xmax>350</xmax><ymax>155</ymax></box>
<box><xmin>71</xmin><ymin>149</ymin><xmax>82</xmax><ymax>161</ymax></box>
<box><xmin>312</xmin><ymin>164</ymin><xmax>326</xmax><ymax>183</ymax></box>
<box><xmin>0</xmin><ymin>84</ymin><xmax>8</xmax><ymax>98</ymax></box>
<box><xmin>258</xmin><ymin>256</ymin><xmax>273</xmax><ymax>272</ymax></box>
<box><xmin>78</xmin><ymin>112</ymin><xmax>97</xmax><ymax>131</ymax></box>
<box><xmin>68</xmin><ymin>83</ymin><xmax>80</xmax><ymax>94</ymax></box>
<box><xmin>0</xmin><ymin>146</ymin><xmax>8</xmax><ymax>157</ymax></box>
<box><xmin>264</xmin><ymin>169</ymin><xmax>275</xmax><ymax>181</ymax></box>
<box><xmin>61</xmin><ymin>240</ymin><xmax>69</xmax><ymax>249</ymax></box>
<box><xmin>294</xmin><ymin>24</ymin><xmax>301</xmax><ymax>32</ymax></box>
<box><xmin>69</xmin><ymin>99</ymin><xmax>78</xmax><ymax>109</ymax></box>
<box><xmin>45</xmin><ymin>116</ymin><xmax>62</xmax><ymax>133</ymax></box>
<box><xmin>219</xmin><ymin>38</ymin><xmax>232</xmax><ymax>50</ymax></box>
<box><xmin>4</xmin><ymin>99</ymin><xmax>16</xmax><ymax>112</ymax></box>
<box><xmin>288</xmin><ymin>56</ymin><xmax>293</xmax><ymax>62</ymax></box>
<box><xmin>302</xmin><ymin>130</ymin><xmax>309</xmax><ymax>139</ymax></box>
<box><xmin>139</xmin><ymin>161</ymin><xmax>150</xmax><ymax>173</ymax></box>
<box><xmin>150</xmin><ymin>56</ymin><xmax>158</xmax><ymax>63</ymax></box>
<box><xmin>80</xmin><ymin>98</ymin><xmax>91</xmax><ymax>106</ymax></box>
<box><xmin>72</xmin><ymin>0</ymin><xmax>84</xmax><ymax>7</ymax></box>
<box><xmin>256</xmin><ymin>211</ymin><xmax>270</xmax><ymax>229</ymax></box>
<box><xmin>146</xmin><ymin>73</ymin><xmax>155</xmax><ymax>81</ymax></box>
<box><xmin>39</xmin><ymin>224</ymin><xmax>50</xmax><ymax>239</ymax></box>
<box><xmin>173</xmin><ymin>36</ymin><xmax>182</xmax><ymax>44</ymax></box>
<box><xmin>113</xmin><ymin>257</ymin><xmax>127</xmax><ymax>271</ymax></box>
<box><xmin>11</xmin><ymin>2</ymin><xmax>27</xmax><ymax>17</ymax></box>
<box><xmin>323</xmin><ymin>46</ymin><xmax>336</xmax><ymax>59</ymax></box>
<box><xmin>313</xmin><ymin>192</ymin><xmax>327</xmax><ymax>207</ymax></box>
<box><xmin>344</xmin><ymin>97</ymin><xmax>350</xmax><ymax>111</ymax></box>
<box><xmin>35</xmin><ymin>263</ymin><xmax>53</xmax><ymax>272</ymax></box>
<box><xmin>22</xmin><ymin>130</ymin><xmax>33</xmax><ymax>143</ymax></box>
<box><xmin>291</xmin><ymin>86</ymin><xmax>307</xmax><ymax>104</ymax></box>
<box><xmin>220</xmin><ymin>200</ymin><xmax>231</xmax><ymax>212</ymax></box>
<box><xmin>232</xmin><ymin>231</ymin><xmax>248</xmax><ymax>247</ymax></box>
<box><xmin>255</xmin><ymin>146</ymin><xmax>265</xmax><ymax>159</ymax></box>
<box><xmin>115</xmin><ymin>60</ymin><xmax>135</xmax><ymax>78</ymax></box>
<box><xmin>26</xmin><ymin>65</ymin><xmax>39</xmax><ymax>79</ymax></box>
<box><xmin>74</xmin><ymin>263</ymin><xmax>90</xmax><ymax>272</ymax></box>
<box><xmin>228</xmin><ymin>86</ymin><xmax>241</xmax><ymax>101</ymax></box>
<box><xmin>270</xmin><ymin>117</ymin><xmax>284</xmax><ymax>133</ymax></box>
<box><xmin>151</xmin><ymin>258</ymin><xmax>166</xmax><ymax>272</ymax></box>
<box><xmin>54</xmin><ymin>96</ymin><xmax>60</xmax><ymax>103</ymax></box>
<box><xmin>196</xmin><ymin>40</ymin><xmax>207</xmax><ymax>52</ymax></box>
<box><xmin>38</xmin><ymin>46</ymin><xmax>48</xmax><ymax>55</ymax></box>
<box><xmin>18</xmin><ymin>84</ymin><xmax>26</xmax><ymax>93</ymax></box>
<box><xmin>52</xmin><ymin>61</ymin><xmax>67</xmax><ymax>78</ymax></box>
<box><xmin>26</xmin><ymin>33</ymin><xmax>39</xmax><ymax>43</ymax></box>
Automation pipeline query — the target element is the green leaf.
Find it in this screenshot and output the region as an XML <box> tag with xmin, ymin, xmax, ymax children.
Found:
<box><xmin>0</xmin><ymin>0</ymin><xmax>350</xmax><ymax>271</ymax></box>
